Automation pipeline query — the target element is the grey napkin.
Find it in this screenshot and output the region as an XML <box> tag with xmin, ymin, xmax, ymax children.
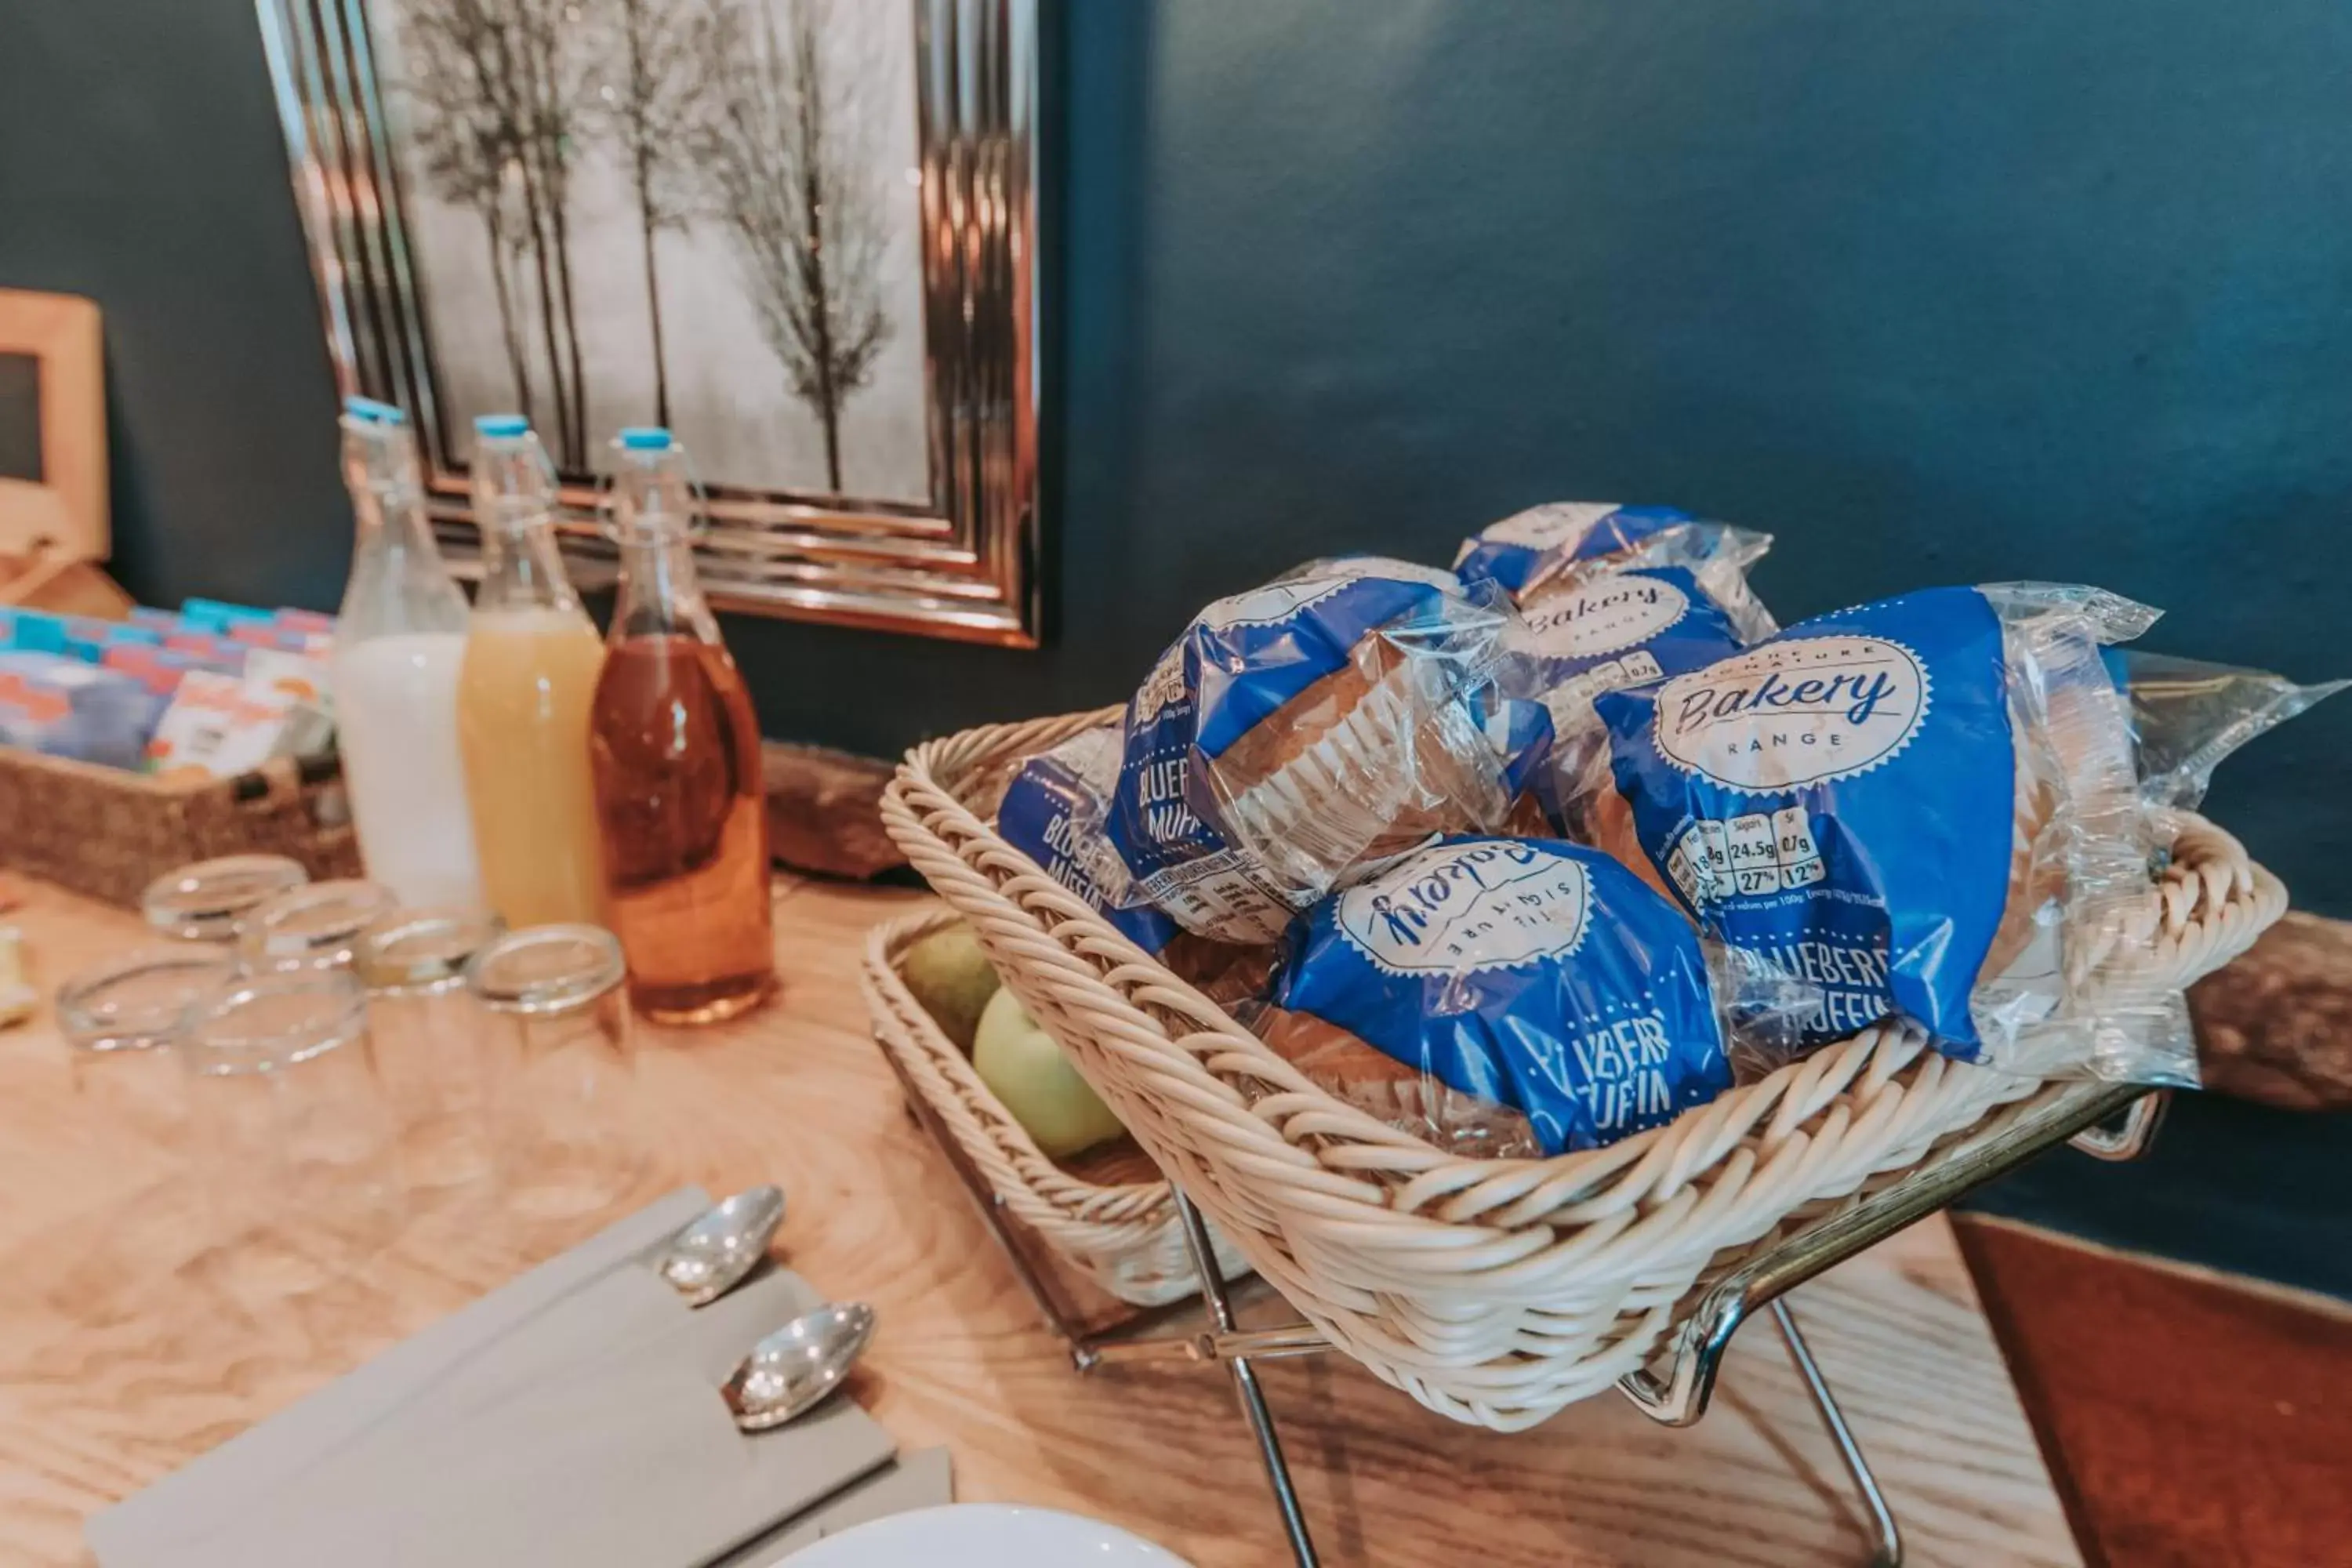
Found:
<box><xmin>98</xmin><ymin>1258</ymin><xmax>897</xmax><ymax>1568</ymax></box>
<box><xmin>712</xmin><ymin>1447</ymin><xmax>953</xmax><ymax>1566</ymax></box>
<box><xmin>85</xmin><ymin>1187</ymin><xmax>716</xmax><ymax>1562</ymax></box>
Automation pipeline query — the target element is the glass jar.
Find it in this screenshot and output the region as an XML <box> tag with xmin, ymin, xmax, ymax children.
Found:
<box><xmin>466</xmin><ymin>923</ymin><xmax>652</xmax><ymax>1244</ymax></box>
<box><xmin>355</xmin><ymin>907</ymin><xmax>503</xmax><ymax>1196</ymax></box>
<box><xmin>55</xmin><ymin>944</ymin><xmax>239</xmax><ymax>1135</ymax></box>
<box><xmin>180</xmin><ymin>969</ymin><xmax>404</xmax><ymax>1297</ymax></box>
<box><xmin>238</xmin><ymin>879</ymin><xmax>397</xmax><ymax>975</ymax></box>
<box><xmin>140</xmin><ymin>854</ymin><xmax>308</xmax><ymax>943</ymax></box>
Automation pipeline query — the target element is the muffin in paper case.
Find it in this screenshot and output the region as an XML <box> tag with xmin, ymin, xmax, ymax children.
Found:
<box><xmin>1250</xmin><ymin>835</ymin><xmax>1733</xmax><ymax>1156</ymax></box>
<box><xmin>1563</xmin><ymin>583</ymin><xmax>2193</xmax><ymax>1083</ymax></box>
<box><xmin>1104</xmin><ymin>558</ymin><xmax>1543</xmax><ymax>945</ymax></box>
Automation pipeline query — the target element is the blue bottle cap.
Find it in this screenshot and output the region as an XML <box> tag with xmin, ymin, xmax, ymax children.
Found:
<box><xmin>474</xmin><ymin>413</ymin><xmax>531</xmax><ymax>438</ymax></box>
<box><xmin>343</xmin><ymin>396</ymin><xmax>407</xmax><ymax>426</ymax></box>
<box><xmin>618</xmin><ymin>426</ymin><xmax>673</xmax><ymax>451</ymax></box>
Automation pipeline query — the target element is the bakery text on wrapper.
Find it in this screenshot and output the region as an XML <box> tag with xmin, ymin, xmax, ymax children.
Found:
<box><xmin>1570</xmin><ymin>583</ymin><xmax>2189</xmax><ymax>1083</ymax></box>
<box><xmin>1254</xmin><ymin>837</ymin><xmax>1732</xmax><ymax>1156</ymax></box>
<box><xmin>1105</xmin><ymin>559</ymin><xmax>1543</xmax><ymax>945</ymax></box>
<box><xmin>1454</xmin><ymin>503</ymin><xmax>1779</xmax><ymax>727</ymax></box>
<box><xmin>996</xmin><ymin>726</ymin><xmax>1186</xmax><ymax>957</ymax></box>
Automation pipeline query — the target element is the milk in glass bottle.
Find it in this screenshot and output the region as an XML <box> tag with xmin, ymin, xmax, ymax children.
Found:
<box><xmin>329</xmin><ymin>397</ymin><xmax>483</xmax><ymax>907</ymax></box>
<box><xmin>589</xmin><ymin>430</ymin><xmax>775</xmax><ymax>1022</ymax></box>
<box><xmin>456</xmin><ymin>416</ymin><xmax>608</xmax><ymax>928</ymax></box>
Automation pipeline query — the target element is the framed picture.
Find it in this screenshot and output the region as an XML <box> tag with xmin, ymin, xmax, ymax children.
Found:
<box><xmin>256</xmin><ymin>0</ymin><xmax>1040</xmax><ymax>646</ymax></box>
<box><xmin>0</xmin><ymin>289</ymin><xmax>106</xmax><ymax>564</ymax></box>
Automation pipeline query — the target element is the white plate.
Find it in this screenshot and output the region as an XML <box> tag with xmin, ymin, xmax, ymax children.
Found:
<box><xmin>788</xmin><ymin>1503</ymin><xmax>1192</xmax><ymax>1566</ymax></box>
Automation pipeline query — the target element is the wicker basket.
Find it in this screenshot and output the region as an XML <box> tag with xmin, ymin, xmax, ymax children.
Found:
<box><xmin>881</xmin><ymin>706</ymin><xmax>2289</xmax><ymax>1432</ymax></box>
<box><xmin>862</xmin><ymin>904</ymin><xmax>1250</xmax><ymax>1306</ymax></box>
<box><xmin>0</xmin><ymin>747</ymin><xmax>359</xmax><ymax>907</ymax></box>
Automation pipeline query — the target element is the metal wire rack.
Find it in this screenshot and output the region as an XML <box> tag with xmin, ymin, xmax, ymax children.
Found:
<box><xmin>881</xmin><ymin>1027</ymin><xmax>2162</xmax><ymax>1568</ymax></box>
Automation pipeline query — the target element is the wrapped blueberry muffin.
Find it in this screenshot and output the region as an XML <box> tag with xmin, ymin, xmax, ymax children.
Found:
<box><xmin>1563</xmin><ymin>583</ymin><xmax>2185</xmax><ymax>1082</ymax></box>
<box><xmin>996</xmin><ymin>726</ymin><xmax>1275</xmax><ymax>1002</ymax></box>
<box><xmin>1455</xmin><ymin>503</ymin><xmax>1777</xmax><ymax>733</ymax></box>
<box><xmin>1254</xmin><ymin>836</ymin><xmax>1733</xmax><ymax>1156</ymax></box>
<box><xmin>1105</xmin><ymin>559</ymin><xmax>1541</xmax><ymax>944</ymax></box>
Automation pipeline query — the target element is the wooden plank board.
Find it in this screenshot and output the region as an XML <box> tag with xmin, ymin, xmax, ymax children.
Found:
<box><xmin>0</xmin><ymin>876</ymin><xmax>2080</xmax><ymax>1566</ymax></box>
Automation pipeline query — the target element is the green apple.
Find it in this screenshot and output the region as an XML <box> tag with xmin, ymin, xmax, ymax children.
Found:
<box><xmin>971</xmin><ymin>987</ymin><xmax>1126</xmax><ymax>1159</ymax></box>
<box><xmin>899</xmin><ymin>923</ymin><xmax>1002</xmax><ymax>1051</ymax></box>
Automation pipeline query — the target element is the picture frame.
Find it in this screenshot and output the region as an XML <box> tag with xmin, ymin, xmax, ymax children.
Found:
<box><xmin>0</xmin><ymin>289</ymin><xmax>107</xmax><ymax>565</ymax></box>
<box><xmin>255</xmin><ymin>0</ymin><xmax>1041</xmax><ymax>647</ymax></box>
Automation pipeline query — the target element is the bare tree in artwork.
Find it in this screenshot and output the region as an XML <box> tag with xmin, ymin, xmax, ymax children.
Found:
<box><xmin>510</xmin><ymin>0</ymin><xmax>592</xmax><ymax>466</ymax></box>
<box><xmin>391</xmin><ymin>0</ymin><xmax>593</xmax><ymax>467</ymax></box>
<box><xmin>390</xmin><ymin>0</ymin><xmax>536</xmax><ymax>422</ymax></box>
<box><xmin>696</xmin><ymin>0</ymin><xmax>894</xmax><ymax>493</ymax></box>
<box><xmin>587</xmin><ymin>0</ymin><xmax>712</xmax><ymax>430</ymax></box>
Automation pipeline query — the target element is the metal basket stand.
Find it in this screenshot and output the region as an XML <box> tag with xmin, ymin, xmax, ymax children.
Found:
<box><xmin>882</xmin><ymin>1025</ymin><xmax>2161</xmax><ymax>1568</ymax></box>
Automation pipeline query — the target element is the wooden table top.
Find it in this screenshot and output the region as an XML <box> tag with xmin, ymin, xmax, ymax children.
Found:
<box><xmin>0</xmin><ymin>874</ymin><xmax>2082</xmax><ymax>1567</ymax></box>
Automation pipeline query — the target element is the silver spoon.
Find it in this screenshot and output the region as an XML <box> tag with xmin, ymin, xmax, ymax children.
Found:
<box><xmin>720</xmin><ymin>1302</ymin><xmax>877</xmax><ymax>1432</ymax></box>
<box><xmin>657</xmin><ymin>1185</ymin><xmax>786</xmax><ymax>1308</ymax></box>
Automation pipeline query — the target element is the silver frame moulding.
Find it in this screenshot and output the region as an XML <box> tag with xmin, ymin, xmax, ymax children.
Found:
<box><xmin>256</xmin><ymin>0</ymin><xmax>1044</xmax><ymax>648</ymax></box>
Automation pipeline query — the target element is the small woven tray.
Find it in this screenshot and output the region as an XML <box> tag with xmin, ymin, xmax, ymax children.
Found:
<box><xmin>861</xmin><ymin>905</ymin><xmax>1249</xmax><ymax>1308</ymax></box>
<box><xmin>882</xmin><ymin>706</ymin><xmax>2289</xmax><ymax>1432</ymax></box>
<box><xmin>0</xmin><ymin>747</ymin><xmax>358</xmax><ymax>906</ymax></box>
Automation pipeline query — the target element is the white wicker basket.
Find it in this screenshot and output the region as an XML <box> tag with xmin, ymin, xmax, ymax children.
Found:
<box><xmin>862</xmin><ymin>904</ymin><xmax>1249</xmax><ymax>1307</ymax></box>
<box><xmin>882</xmin><ymin>706</ymin><xmax>2288</xmax><ymax>1431</ymax></box>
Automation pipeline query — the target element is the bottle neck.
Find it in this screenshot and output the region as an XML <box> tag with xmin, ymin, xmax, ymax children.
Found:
<box><xmin>609</xmin><ymin>524</ymin><xmax>717</xmax><ymax>643</ymax></box>
<box><xmin>475</xmin><ymin>514</ymin><xmax>582</xmax><ymax>615</ymax></box>
<box><xmin>352</xmin><ymin>483</ymin><xmax>444</xmax><ymax>563</ymax></box>
<box><xmin>341</xmin><ymin>481</ymin><xmax>467</xmax><ymax>641</ymax></box>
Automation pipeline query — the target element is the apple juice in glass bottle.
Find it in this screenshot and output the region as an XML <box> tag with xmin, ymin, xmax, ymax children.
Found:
<box><xmin>456</xmin><ymin>416</ymin><xmax>608</xmax><ymax>928</ymax></box>
<box><xmin>588</xmin><ymin>430</ymin><xmax>775</xmax><ymax>1023</ymax></box>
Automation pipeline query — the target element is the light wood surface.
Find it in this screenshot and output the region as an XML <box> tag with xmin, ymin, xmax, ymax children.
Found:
<box><xmin>0</xmin><ymin>875</ymin><xmax>2082</xmax><ymax>1567</ymax></box>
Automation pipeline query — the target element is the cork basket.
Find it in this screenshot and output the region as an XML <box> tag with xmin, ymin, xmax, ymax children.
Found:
<box><xmin>862</xmin><ymin>903</ymin><xmax>1250</xmax><ymax>1307</ymax></box>
<box><xmin>0</xmin><ymin>748</ymin><xmax>359</xmax><ymax>907</ymax></box>
<box><xmin>881</xmin><ymin>706</ymin><xmax>2289</xmax><ymax>1431</ymax></box>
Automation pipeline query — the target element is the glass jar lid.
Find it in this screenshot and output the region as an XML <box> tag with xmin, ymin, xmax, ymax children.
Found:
<box><xmin>141</xmin><ymin>855</ymin><xmax>309</xmax><ymax>942</ymax></box>
<box><xmin>355</xmin><ymin>908</ymin><xmax>503</xmax><ymax>993</ymax></box>
<box><xmin>186</xmin><ymin>969</ymin><xmax>368</xmax><ymax>1075</ymax></box>
<box><xmin>238</xmin><ymin>880</ymin><xmax>398</xmax><ymax>974</ymax></box>
<box><xmin>466</xmin><ymin>924</ymin><xmax>626</xmax><ymax>1017</ymax></box>
<box><xmin>56</xmin><ymin>946</ymin><xmax>241</xmax><ymax>1054</ymax></box>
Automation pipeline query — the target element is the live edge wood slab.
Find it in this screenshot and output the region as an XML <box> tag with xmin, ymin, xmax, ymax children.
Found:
<box><xmin>0</xmin><ymin>876</ymin><xmax>2079</xmax><ymax>1566</ymax></box>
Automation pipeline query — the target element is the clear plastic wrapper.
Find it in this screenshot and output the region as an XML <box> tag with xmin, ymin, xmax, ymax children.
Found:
<box><xmin>1455</xmin><ymin>502</ymin><xmax>1777</xmax><ymax>630</ymax></box>
<box><xmin>2102</xmin><ymin>648</ymin><xmax>2347</xmax><ymax>811</ymax></box>
<box><xmin>1105</xmin><ymin>558</ymin><xmax>1540</xmax><ymax>944</ymax></box>
<box><xmin>1455</xmin><ymin>504</ymin><xmax>1778</xmax><ymax>743</ymax></box>
<box><xmin>1561</xmin><ymin>582</ymin><xmax>2193</xmax><ymax>1083</ymax></box>
<box><xmin>994</xmin><ymin>725</ymin><xmax>1278</xmax><ymax>1004</ymax></box>
<box><xmin>1248</xmin><ymin>836</ymin><xmax>1733</xmax><ymax>1156</ymax></box>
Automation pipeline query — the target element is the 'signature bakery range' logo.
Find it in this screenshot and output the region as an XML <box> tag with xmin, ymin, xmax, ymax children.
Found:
<box><xmin>1525</xmin><ymin>572</ymin><xmax>1690</xmax><ymax>660</ymax></box>
<box><xmin>1652</xmin><ymin>635</ymin><xmax>1930</xmax><ymax>792</ymax></box>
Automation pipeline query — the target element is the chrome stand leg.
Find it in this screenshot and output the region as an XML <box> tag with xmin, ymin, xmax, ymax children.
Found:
<box><xmin>1772</xmin><ymin>1299</ymin><xmax>1902</xmax><ymax>1567</ymax></box>
<box><xmin>1171</xmin><ymin>1189</ymin><xmax>1320</xmax><ymax>1567</ymax></box>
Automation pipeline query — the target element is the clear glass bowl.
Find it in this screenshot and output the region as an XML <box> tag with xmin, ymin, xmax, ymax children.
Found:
<box><xmin>238</xmin><ymin>879</ymin><xmax>399</xmax><ymax>975</ymax></box>
<box><xmin>56</xmin><ymin>945</ymin><xmax>241</xmax><ymax>1055</ymax></box>
<box><xmin>140</xmin><ymin>855</ymin><xmax>309</xmax><ymax>943</ymax></box>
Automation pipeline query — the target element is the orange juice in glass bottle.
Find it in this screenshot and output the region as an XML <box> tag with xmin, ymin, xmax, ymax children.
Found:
<box><xmin>588</xmin><ymin>429</ymin><xmax>775</xmax><ymax>1023</ymax></box>
<box><xmin>456</xmin><ymin>416</ymin><xmax>608</xmax><ymax>928</ymax></box>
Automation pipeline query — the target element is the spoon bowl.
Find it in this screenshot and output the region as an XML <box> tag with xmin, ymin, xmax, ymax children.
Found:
<box><xmin>659</xmin><ymin>1185</ymin><xmax>786</xmax><ymax>1307</ymax></box>
<box><xmin>721</xmin><ymin>1301</ymin><xmax>876</xmax><ymax>1432</ymax></box>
